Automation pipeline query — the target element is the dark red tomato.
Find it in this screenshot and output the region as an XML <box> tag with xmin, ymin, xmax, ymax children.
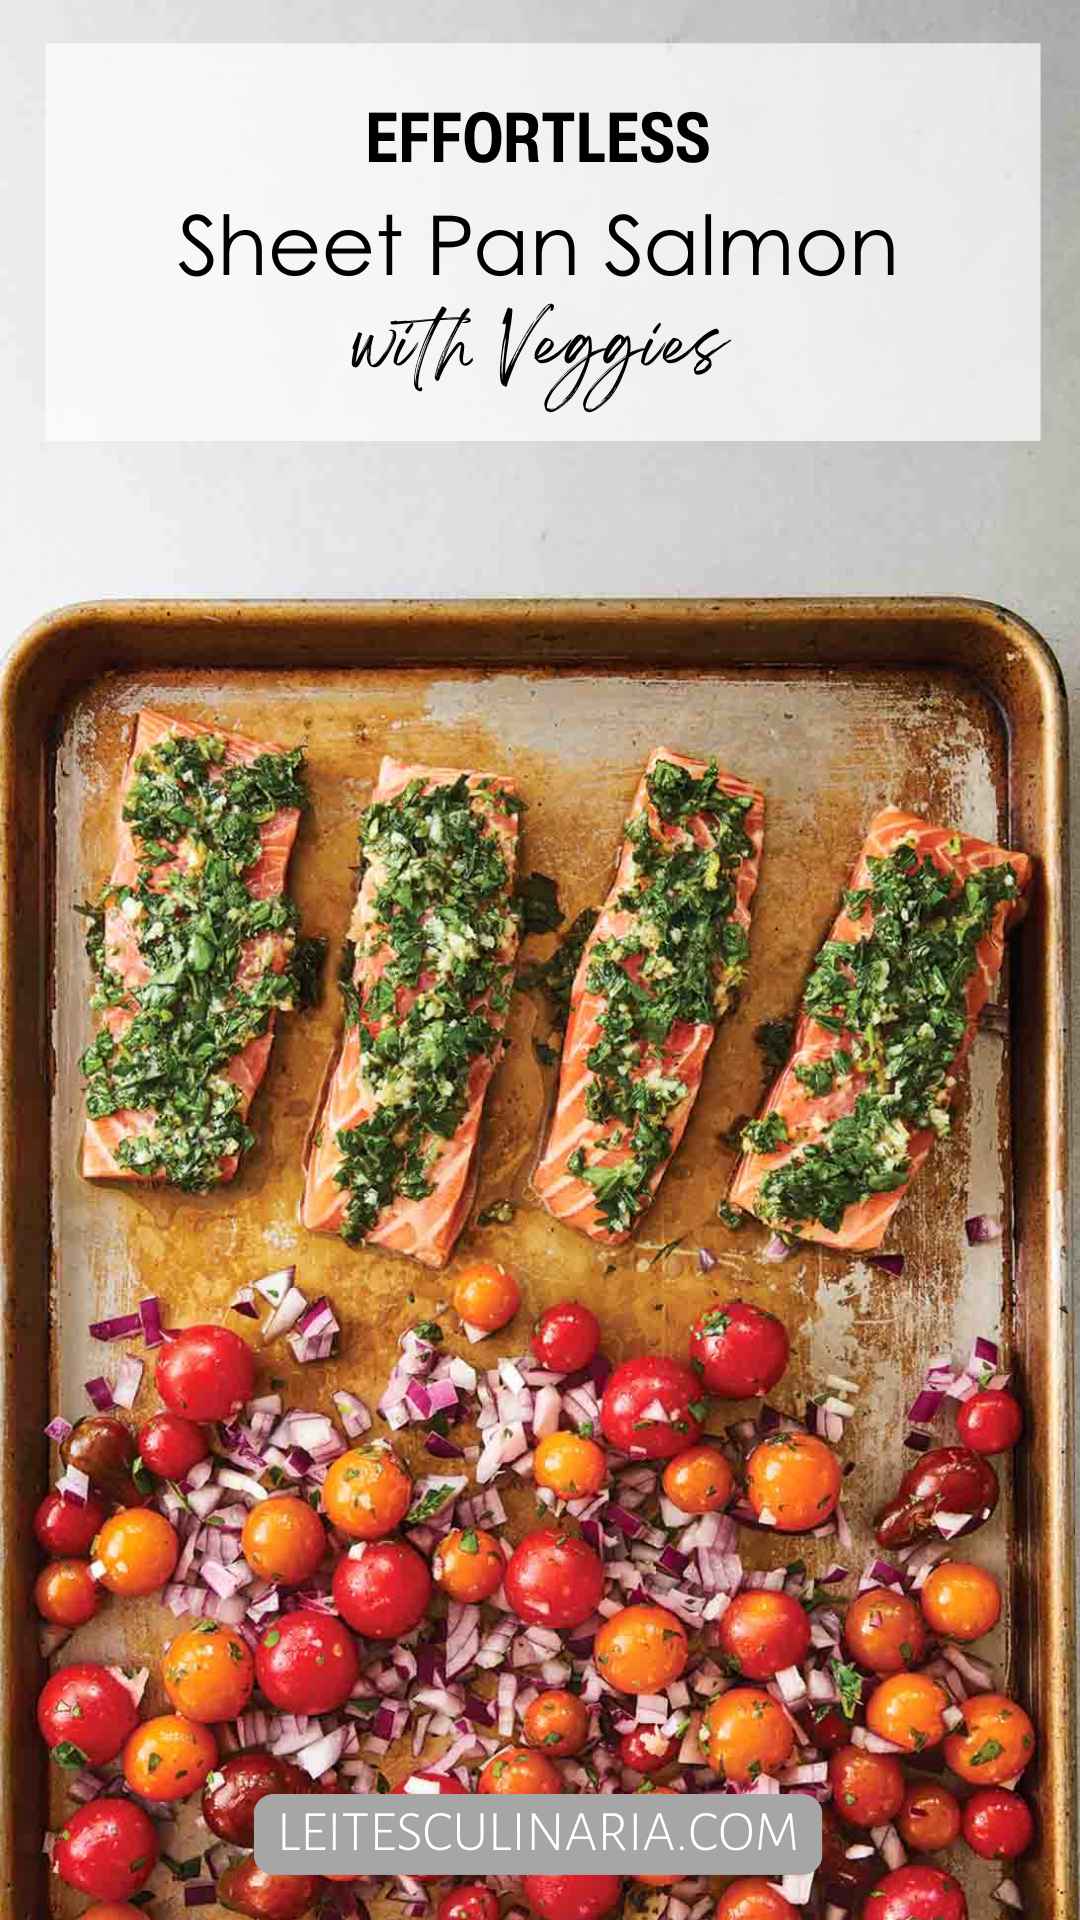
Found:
<box><xmin>34</xmin><ymin>1489</ymin><xmax>108</xmax><ymax>1558</ymax></box>
<box><xmin>38</xmin><ymin>1663</ymin><xmax>139</xmax><ymax>1767</ymax></box>
<box><xmin>504</xmin><ymin>1528</ymin><xmax>605</xmax><ymax>1630</ymax></box>
<box><xmin>156</xmin><ymin>1324</ymin><xmax>255</xmax><ymax>1422</ymax></box>
<box><xmin>394</xmin><ymin>1770</ymin><xmax>469</xmax><ymax>1794</ymax></box>
<box><xmin>862</xmin><ymin>1865</ymin><xmax>967</xmax><ymax>1920</ymax></box>
<box><xmin>202</xmin><ymin>1750</ymin><xmax>304</xmax><ymax>1846</ymax></box>
<box><xmin>216</xmin><ymin>1860</ymin><xmax>321</xmax><ymax>1920</ymax></box>
<box><xmin>828</xmin><ymin>1744</ymin><xmax>905</xmax><ymax>1829</ymax></box>
<box><xmin>531</xmin><ymin>1300</ymin><xmax>601</xmax><ymax>1374</ymax></box>
<box><xmin>599</xmin><ymin>1355</ymin><xmax>704</xmax><ymax>1460</ymax></box>
<box><xmin>689</xmin><ymin>1299</ymin><xmax>790</xmax><ymax>1399</ymax></box>
<box><xmin>618</xmin><ymin>1726</ymin><xmax>680</xmax><ymax>1775</ymax></box>
<box><xmin>817</xmin><ymin>1807</ymin><xmax>881</xmax><ymax>1905</ymax></box>
<box><xmin>52</xmin><ymin>1799</ymin><xmax>159</xmax><ymax>1902</ymax></box>
<box><xmin>961</xmin><ymin>1786</ymin><xmax>1035</xmax><ymax>1860</ymax></box>
<box><xmin>523</xmin><ymin>1875</ymin><xmax>622</xmax><ymax>1920</ymax></box>
<box><xmin>136</xmin><ymin>1411</ymin><xmax>209</xmax><ymax>1480</ymax></box>
<box><xmin>62</xmin><ymin>1416</ymin><xmax>143</xmax><ymax>1506</ymax></box>
<box><xmin>255</xmin><ymin>1613</ymin><xmax>359</xmax><ymax>1714</ymax></box>
<box><xmin>803</xmin><ymin>1703</ymin><xmax>852</xmax><ymax>1755</ymax></box>
<box><xmin>717</xmin><ymin>1589</ymin><xmax>811</xmax><ymax>1680</ymax></box>
<box><xmin>332</xmin><ymin>1538</ymin><xmax>432</xmax><ymax>1638</ymax></box>
<box><xmin>874</xmin><ymin>1446</ymin><xmax>998</xmax><ymax>1550</ymax></box>
<box><xmin>956</xmin><ymin>1388</ymin><xmax>1024</xmax><ymax>1455</ymax></box>
<box><xmin>438</xmin><ymin>1885</ymin><xmax>500</xmax><ymax>1920</ymax></box>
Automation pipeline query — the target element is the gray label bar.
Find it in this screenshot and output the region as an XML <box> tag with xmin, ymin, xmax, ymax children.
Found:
<box><xmin>254</xmin><ymin>1792</ymin><xmax>821</xmax><ymax>1877</ymax></box>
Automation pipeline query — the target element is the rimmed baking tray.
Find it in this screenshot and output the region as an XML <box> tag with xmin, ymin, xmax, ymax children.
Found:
<box><xmin>0</xmin><ymin>598</ymin><xmax>1071</xmax><ymax>1917</ymax></box>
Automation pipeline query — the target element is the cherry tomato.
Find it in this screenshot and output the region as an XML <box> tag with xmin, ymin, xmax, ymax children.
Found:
<box><xmin>95</xmin><ymin>1507</ymin><xmax>179</xmax><ymax>1596</ymax></box>
<box><xmin>453</xmin><ymin>1259</ymin><xmax>521</xmax><ymax>1333</ymax></box>
<box><xmin>828</xmin><ymin>1743</ymin><xmax>905</xmax><ymax>1828</ymax></box>
<box><xmin>594</xmin><ymin>1604</ymin><xmax>688</xmax><ymax>1695</ymax></box>
<box><xmin>203</xmin><ymin>1750</ymin><xmax>306</xmax><ymax>1845</ymax></box>
<box><xmin>689</xmin><ymin>1299</ymin><xmax>790</xmax><ymax>1399</ymax></box>
<box><xmin>898</xmin><ymin>1780</ymin><xmax>962</xmax><ymax>1852</ymax></box>
<box><xmin>52</xmin><ymin>1799</ymin><xmax>159</xmax><ymax>1901</ymax></box>
<box><xmin>331</xmin><ymin>1538</ymin><xmax>432</xmax><ymax>1637</ymax></box>
<box><xmin>394</xmin><ymin>1770</ymin><xmax>468</xmax><ymax>1794</ymax></box>
<box><xmin>702</xmin><ymin>1685</ymin><xmax>795</xmax><ymax>1784</ymax></box>
<box><xmin>956</xmin><ymin>1387</ymin><xmax>1023</xmax><ymax>1455</ymax></box>
<box><xmin>80</xmin><ymin>1907</ymin><xmax>148</xmax><ymax>1920</ymax></box>
<box><xmin>155</xmin><ymin>1323</ymin><xmax>255</xmax><ymax>1422</ymax></box>
<box><xmin>534</xmin><ymin>1431</ymin><xmax>607</xmax><ymax>1500</ymax></box>
<box><xmin>242</xmin><ymin>1494</ymin><xmax>327</xmax><ymax>1585</ymax></box>
<box><xmin>803</xmin><ymin>1703</ymin><xmax>852</xmax><ymax>1755</ymax></box>
<box><xmin>35</xmin><ymin>1558</ymin><xmax>100</xmax><ymax>1627</ymax></box>
<box><xmin>62</xmin><ymin>1416</ymin><xmax>143</xmax><ymax>1506</ymax></box>
<box><xmin>919</xmin><ymin>1559</ymin><xmax>1001</xmax><ymax>1642</ymax></box>
<box><xmin>714</xmin><ymin>1883</ymin><xmax>798</xmax><ymax>1920</ymax></box>
<box><xmin>523</xmin><ymin>1875</ymin><xmax>622</xmax><ymax>1920</ymax></box>
<box><xmin>504</xmin><ymin>1528</ymin><xmax>604</xmax><ymax>1630</ymax></box>
<box><xmin>438</xmin><ymin>1887</ymin><xmax>500</xmax><ymax>1920</ymax></box>
<box><xmin>523</xmin><ymin>1688</ymin><xmax>591</xmax><ymax>1756</ymax></box>
<box><xmin>717</xmin><ymin>1589</ymin><xmax>811</xmax><ymax>1680</ymax></box>
<box><xmin>862</xmin><ymin>1865</ymin><xmax>967</xmax><ymax>1920</ymax></box>
<box><xmin>531</xmin><ymin>1300</ymin><xmax>601</xmax><ymax>1374</ymax></box>
<box><xmin>866</xmin><ymin>1671</ymin><xmax>951</xmax><ymax>1753</ymax></box>
<box><xmin>843</xmin><ymin>1586</ymin><xmax>927</xmax><ymax>1674</ymax></box>
<box><xmin>480</xmin><ymin>1744</ymin><xmax>562</xmax><ymax>1793</ymax></box>
<box><xmin>34</xmin><ymin>1489</ymin><xmax>108</xmax><ymax>1558</ymax></box>
<box><xmin>745</xmin><ymin>1431</ymin><xmax>842</xmax><ymax>1531</ymax></box>
<box><xmin>961</xmin><ymin>1785</ymin><xmax>1035</xmax><ymax>1859</ymax></box>
<box><xmin>434</xmin><ymin>1526</ymin><xmax>506</xmax><ymax>1603</ymax></box>
<box><xmin>38</xmin><ymin>1663</ymin><xmax>138</xmax><ymax>1766</ymax></box>
<box><xmin>136</xmin><ymin>1410</ymin><xmax>209</xmax><ymax>1481</ymax></box>
<box><xmin>875</xmin><ymin>1445</ymin><xmax>998</xmax><ymax>1550</ymax></box>
<box><xmin>162</xmin><ymin>1620</ymin><xmax>255</xmax><ymax>1723</ymax></box>
<box><xmin>818</xmin><ymin>1806</ymin><xmax>882</xmax><ymax>1904</ymax></box>
<box><xmin>321</xmin><ymin>1440</ymin><xmax>412</xmax><ymax>1540</ymax></box>
<box><xmin>122</xmin><ymin>1712</ymin><xmax>217</xmax><ymax>1801</ymax></box>
<box><xmin>619</xmin><ymin>1726</ymin><xmax>680</xmax><ymax>1774</ymax></box>
<box><xmin>943</xmin><ymin>1690</ymin><xmax>1035</xmax><ymax>1785</ymax></box>
<box><xmin>600</xmin><ymin>1355</ymin><xmax>705</xmax><ymax>1460</ymax></box>
<box><xmin>216</xmin><ymin>1860</ymin><xmax>321</xmax><ymax>1920</ymax></box>
<box><xmin>256</xmin><ymin>1612</ymin><xmax>360</xmax><ymax>1714</ymax></box>
<box><xmin>662</xmin><ymin>1443</ymin><xmax>735</xmax><ymax>1515</ymax></box>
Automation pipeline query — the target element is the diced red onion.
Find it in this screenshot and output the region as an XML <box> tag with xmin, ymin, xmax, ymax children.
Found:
<box><xmin>55</xmin><ymin>1465</ymin><xmax>89</xmax><ymax>1505</ymax></box>
<box><xmin>88</xmin><ymin>1311</ymin><xmax>142</xmax><ymax>1342</ymax></box>
<box><xmin>183</xmin><ymin>1888</ymin><xmax>217</xmax><ymax>1908</ymax></box>
<box><xmin>425</xmin><ymin>1433</ymin><xmax>466</xmax><ymax>1460</ymax></box>
<box><xmin>84</xmin><ymin>1376</ymin><xmax>115</xmax><ymax>1412</ymax></box>
<box><xmin>138</xmin><ymin>1295</ymin><xmax>165</xmax><ymax>1347</ymax></box>
<box><xmin>331</xmin><ymin>1389</ymin><xmax>371</xmax><ymax>1439</ymax></box>
<box><xmin>44</xmin><ymin>1415</ymin><xmax>73</xmax><ymax>1444</ymax></box>
<box><xmin>761</xmin><ymin>1233</ymin><xmax>792</xmax><ymax>1264</ymax></box>
<box><xmin>966</xmin><ymin>1215</ymin><xmax>1003</xmax><ymax>1246</ymax></box>
<box><xmin>230</xmin><ymin>1288</ymin><xmax>260</xmax><ymax>1320</ymax></box>
<box><xmin>112</xmin><ymin>1352</ymin><xmax>144</xmax><ymax>1409</ymax></box>
<box><xmin>870</xmin><ymin>1253</ymin><xmax>905</xmax><ymax>1275</ymax></box>
<box><xmin>994</xmin><ymin>1879</ymin><xmax>1023</xmax><ymax>1908</ymax></box>
<box><xmin>262</xmin><ymin>1287</ymin><xmax>309</xmax><ymax>1342</ymax></box>
<box><xmin>698</xmin><ymin>1247</ymin><xmax>717</xmax><ymax>1273</ymax></box>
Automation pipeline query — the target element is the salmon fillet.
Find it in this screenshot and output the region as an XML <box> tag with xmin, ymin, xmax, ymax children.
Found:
<box><xmin>729</xmin><ymin>806</ymin><xmax>1031</xmax><ymax>1252</ymax></box>
<box><xmin>532</xmin><ymin>748</ymin><xmax>765</xmax><ymax>1247</ymax></box>
<box><xmin>302</xmin><ymin>757</ymin><xmax>522</xmax><ymax>1268</ymax></box>
<box><xmin>81</xmin><ymin>709</ymin><xmax>304</xmax><ymax>1186</ymax></box>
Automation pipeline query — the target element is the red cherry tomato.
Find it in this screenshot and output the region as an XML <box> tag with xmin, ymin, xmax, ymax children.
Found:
<box><xmin>715</xmin><ymin>1885</ymin><xmax>799</xmax><ymax>1920</ymax></box>
<box><xmin>255</xmin><ymin>1613</ymin><xmax>359</xmax><ymax>1714</ymax></box>
<box><xmin>862</xmin><ymin>1865</ymin><xmax>967</xmax><ymax>1920</ymax></box>
<box><xmin>618</xmin><ymin>1726</ymin><xmax>680</xmax><ymax>1775</ymax></box>
<box><xmin>155</xmin><ymin>1324</ymin><xmax>255</xmax><ymax>1422</ymax></box>
<box><xmin>689</xmin><ymin>1299</ymin><xmax>790</xmax><ymax>1398</ymax></box>
<box><xmin>961</xmin><ymin>1786</ymin><xmax>1035</xmax><ymax>1860</ymax></box>
<box><xmin>600</xmin><ymin>1355</ymin><xmax>705</xmax><ymax>1460</ymax></box>
<box><xmin>38</xmin><ymin>1663</ymin><xmax>139</xmax><ymax>1767</ymax></box>
<box><xmin>531</xmin><ymin>1301</ymin><xmax>601</xmax><ymax>1374</ymax></box>
<box><xmin>828</xmin><ymin>1744</ymin><xmax>905</xmax><ymax>1829</ymax></box>
<box><xmin>52</xmin><ymin>1799</ymin><xmax>159</xmax><ymax>1902</ymax></box>
<box><xmin>898</xmin><ymin>1781</ymin><xmax>962</xmax><ymax>1853</ymax></box>
<box><xmin>717</xmin><ymin>1589</ymin><xmax>811</xmax><ymax>1680</ymax></box>
<box><xmin>956</xmin><ymin>1388</ymin><xmax>1024</xmax><ymax>1454</ymax></box>
<box><xmin>504</xmin><ymin>1528</ymin><xmax>604</xmax><ymax>1630</ymax></box>
<box><xmin>216</xmin><ymin>1859</ymin><xmax>320</xmax><ymax>1919</ymax></box>
<box><xmin>394</xmin><ymin>1770</ymin><xmax>469</xmax><ymax>1794</ymax></box>
<box><xmin>438</xmin><ymin>1886</ymin><xmax>501</xmax><ymax>1920</ymax></box>
<box><xmin>35</xmin><ymin>1558</ymin><xmax>100</xmax><ymax>1627</ymax></box>
<box><xmin>80</xmin><ymin>1906</ymin><xmax>149</xmax><ymax>1920</ymax></box>
<box><xmin>136</xmin><ymin>1411</ymin><xmax>210</xmax><ymax>1481</ymax></box>
<box><xmin>34</xmin><ymin>1490</ymin><xmax>108</xmax><ymax>1558</ymax></box>
<box><xmin>523</xmin><ymin>1875</ymin><xmax>622</xmax><ymax>1920</ymax></box>
<box><xmin>203</xmin><ymin>1750</ymin><xmax>307</xmax><ymax>1846</ymax></box>
<box><xmin>331</xmin><ymin>1538</ymin><xmax>432</xmax><ymax>1638</ymax></box>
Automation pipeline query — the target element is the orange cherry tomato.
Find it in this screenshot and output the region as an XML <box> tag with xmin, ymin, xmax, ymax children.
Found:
<box><xmin>919</xmin><ymin>1561</ymin><xmax>1001</xmax><ymax>1643</ymax></box>
<box><xmin>34</xmin><ymin>1558</ymin><xmax>100</xmax><ymax>1627</ymax></box>
<box><xmin>702</xmin><ymin>1686</ymin><xmax>795</xmax><ymax>1785</ymax></box>
<box><xmin>433</xmin><ymin>1527</ymin><xmax>506</xmax><ymax>1604</ymax></box>
<box><xmin>453</xmin><ymin>1260</ymin><xmax>521</xmax><ymax>1334</ymax></box>
<box><xmin>898</xmin><ymin>1780</ymin><xmax>962</xmax><ymax>1853</ymax></box>
<box><xmin>321</xmin><ymin>1441</ymin><xmax>412</xmax><ymax>1540</ymax></box>
<box><xmin>634</xmin><ymin>1785</ymin><xmax>680</xmax><ymax>1886</ymax></box>
<box><xmin>714</xmin><ymin>1882</ymin><xmax>798</xmax><ymax>1920</ymax></box>
<box><xmin>943</xmin><ymin>1691</ymin><xmax>1035</xmax><ymax>1785</ymax></box>
<box><xmin>593</xmin><ymin>1605</ymin><xmax>689</xmax><ymax>1695</ymax></box>
<box><xmin>866</xmin><ymin>1671</ymin><xmax>951</xmax><ymax>1753</ymax></box>
<box><xmin>717</xmin><ymin>1590</ymin><xmax>811</xmax><ymax>1681</ymax></box>
<box><xmin>662</xmin><ymin>1444</ymin><xmax>735</xmax><ymax>1516</ymax></box>
<box><xmin>80</xmin><ymin>1907</ymin><xmax>150</xmax><ymax>1920</ymax></box>
<box><xmin>843</xmin><ymin>1587</ymin><xmax>928</xmax><ymax>1675</ymax></box>
<box><xmin>95</xmin><ymin>1508</ymin><xmax>179</xmax><ymax>1596</ymax></box>
<box><xmin>523</xmin><ymin>1689</ymin><xmax>591</xmax><ymax>1757</ymax></box>
<box><xmin>162</xmin><ymin>1620</ymin><xmax>256</xmax><ymax>1724</ymax></box>
<box><xmin>241</xmin><ymin>1495</ymin><xmax>327</xmax><ymax>1586</ymax></box>
<box><xmin>828</xmin><ymin>1744</ymin><xmax>905</xmax><ymax>1829</ymax></box>
<box><xmin>745</xmin><ymin>1432</ymin><xmax>842</xmax><ymax>1532</ymax></box>
<box><xmin>122</xmin><ymin>1712</ymin><xmax>217</xmax><ymax>1802</ymax></box>
<box><xmin>534</xmin><ymin>1432</ymin><xmax>607</xmax><ymax>1500</ymax></box>
<box><xmin>479</xmin><ymin>1746</ymin><xmax>562</xmax><ymax>1793</ymax></box>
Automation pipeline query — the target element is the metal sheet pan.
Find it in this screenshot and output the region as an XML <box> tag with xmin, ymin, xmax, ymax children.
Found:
<box><xmin>0</xmin><ymin>598</ymin><xmax>1071</xmax><ymax>1917</ymax></box>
